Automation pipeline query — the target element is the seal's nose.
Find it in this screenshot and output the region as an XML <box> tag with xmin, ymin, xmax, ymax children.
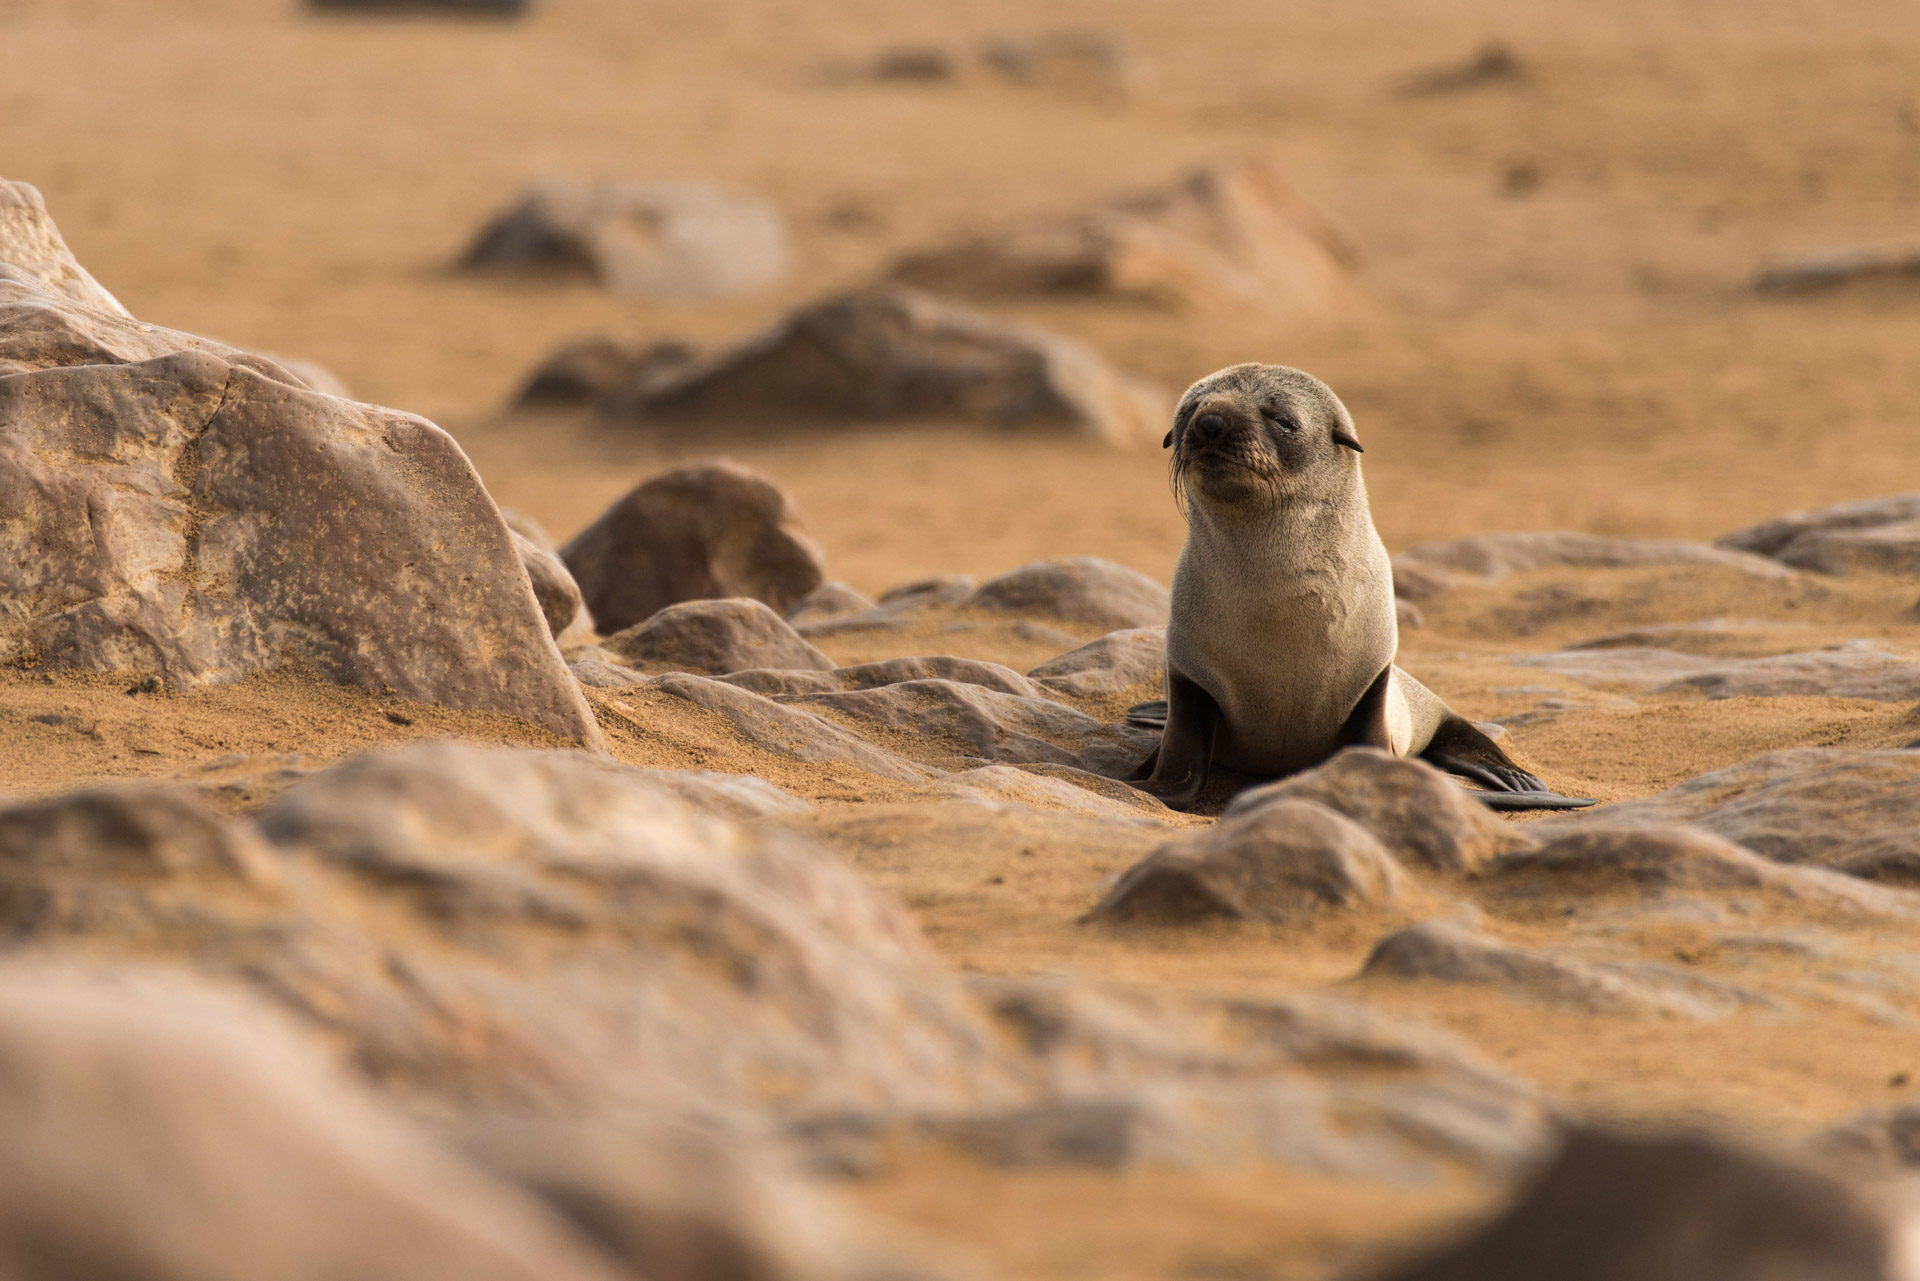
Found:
<box><xmin>1192</xmin><ymin>412</ymin><xmax>1228</xmax><ymax>444</ymax></box>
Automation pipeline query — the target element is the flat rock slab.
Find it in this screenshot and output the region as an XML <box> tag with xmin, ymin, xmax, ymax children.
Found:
<box><xmin>1392</xmin><ymin>531</ymin><xmax>1790</xmax><ymax>602</ymax></box>
<box><xmin>561</xmin><ymin>461</ymin><xmax>826</xmax><ymax>635</ymax></box>
<box><xmin>721</xmin><ymin>655</ymin><xmax>1039</xmax><ymax>699</ymax></box>
<box><xmin>1514</xmin><ymin>640</ymin><xmax>1920</xmax><ymax>700</ymax></box>
<box><xmin>1546</xmin><ymin>748</ymin><xmax>1920</xmax><ymax>878</ymax></box>
<box><xmin>605</xmin><ymin>285</ymin><xmax>1166</xmax><ymax>449</ymax></box>
<box><xmin>971</xmin><ymin>558</ymin><xmax>1169</xmax><ymax>630</ymax></box>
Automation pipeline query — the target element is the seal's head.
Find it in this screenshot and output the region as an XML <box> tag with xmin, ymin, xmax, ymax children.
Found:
<box><xmin>1165</xmin><ymin>364</ymin><xmax>1363</xmax><ymax>512</ymax></box>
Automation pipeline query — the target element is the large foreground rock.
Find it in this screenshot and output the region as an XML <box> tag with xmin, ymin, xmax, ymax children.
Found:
<box><xmin>1544</xmin><ymin>749</ymin><xmax>1920</xmax><ymax>878</ymax></box>
<box><xmin>1391</xmin><ymin>532</ymin><xmax>1790</xmax><ymax>601</ymax></box>
<box><xmin>604</xmin><ymin>286</ymin><xmax>1165</xmax><ymax>448</ymax></box>
<box><xmin>891</xmin><ymin>158</ymin><xmax>1356</xmax><ymax>315</ymax></box>
<box><xmin>460</xmin><ymin>181</ymin><xmax>787</xmax><ymax>299</ymax></box>
<box><xmin>0</xmin><ymin>742</ymin><xmax>1546</xmax><ymax>1182</ymax></box>
<box><xmin>561</xmin><ymin>462</ymin><xmax>826</xmax><ymax>634</ymax></box>
<box><xmin>1377</xmin><ymin>1127</ymin><xmax>1900</xmax><ymax>1281</ymax></box>
<box><xmin>0</xmin><ymin>180</ymin><xmax>596</xmax><ymax>742</ymax></box>
<box><xmin>0</xmin><ymin>976</ymin><xmax>630</xmax><ymax>1281</ymax></box>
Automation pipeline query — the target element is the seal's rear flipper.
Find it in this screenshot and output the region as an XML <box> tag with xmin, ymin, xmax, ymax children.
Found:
<box><xmin>1419</xmin><ymin>715</ymin><xmax>1596</xmax><ymax>809</ymax></box>
<box><xmin>1126</xmin><ymin>699</ymin><xmax>1169</xmax><ymax>731</ymax></box>
<box><xmin>1470</xmin><ymin>789</ymin><xmax>1598</xmax><ymax>812</ymax></box>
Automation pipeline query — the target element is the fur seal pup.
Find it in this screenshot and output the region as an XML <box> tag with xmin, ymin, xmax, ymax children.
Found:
<box><xmin>1126</xmin><ymin>363</ymin><xmax>1593</xmax><ymax>813</ymax></box>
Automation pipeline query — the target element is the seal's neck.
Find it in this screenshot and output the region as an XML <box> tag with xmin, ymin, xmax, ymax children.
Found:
<box><xmin>1185</xmin><ymin>468</ymin><xmax>1375</xmax><ymax>554</ymax></box>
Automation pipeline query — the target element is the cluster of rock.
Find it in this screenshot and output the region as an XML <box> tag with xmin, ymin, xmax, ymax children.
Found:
<box><xmin>834</xmin><ymin>30</ymin><xmax>1141</xmax><ymax>99</ymax></box>
<box><xmin>516</xmin><ymin>285</ymin><xmax>1168</xmax><ymax>447</ymax></box>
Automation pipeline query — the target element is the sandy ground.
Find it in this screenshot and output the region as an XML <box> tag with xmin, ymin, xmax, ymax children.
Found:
<box><xmin>9</xmin><ymin>0</ymin><xmax>1920</xmax><ymax>1276</ymax></box>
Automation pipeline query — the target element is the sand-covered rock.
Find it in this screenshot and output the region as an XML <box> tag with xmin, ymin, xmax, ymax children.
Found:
<box><xmin>1719</xmin><ymin>493</ymin><xmax>1920</xmax><ymax>559</ymax></box>
<box><xmin>939</xmin><ymin>763</ymin><xmax>1172</xmax><ymax>823</ymax></box>
<box><xmin>512</xmin><ymin>531</ymin><xmax>588</xmax><ymax>638</ymax></box>
<box><xmin>1087</xmin><ymin>798</ymin><xmax>1406</xmax><ymax>924</ymax></box>
<box><xmin>515</xmin><ymin>338</ymin><xmax>699</xmax><ymax>408</ymax></box>
<box><xmin>890</xmin><ymin>158</ymin><xmax>1354</xmax><ymax>315</ymax></box>
<box><xmin>607</xmin><ymin>286</ymin><xmax>1166</xmax><ymax>449</ymax></box>
<box><xmin>1718</xmin><ymin>493</ymin><xmax>1920</xmax><ymax>576</ymax></box>
<box><xmin>0</xmin><ymin>192</ymin><xmax>598</xmax><ymax>743</ymax></box>
<box><xmin>561</xmin><ymin>462</ymin><xmax>827</xmax><ymax>633</ymax></box>
<box><xmin>604</xmin><ymin>599</ymin><xmax>834</xmax><ymax>676</ymax></box>
<box><xmin>0</xmin><ymin>976</ymin><xmax>632</xmax><ymax>1281</ymax></box>
<box><xmin>644</xmin><ymin>674</ymin><xmax>938</xmax><ymax>783</ymax></box>
<box><xmin>1029</xmin><ymin>627</ymin><xmax>1166</xmax><ymax>698</ymax></box>
<box><xmin>460</xmin><ymin>180</ymin><xmax>788</xmax><ymax>299</ymax></box>
<box><xmin>783</xmin><ymin>678</ymin><xmax>1156</xmax><ymax>775</ymax></box>
<box><xmin>1391</xmin><ymin>531</ymin><xmax>1790</xmax><ymax>601</ymax></box>
<box><xmin>785</xmin><ymin>580</ymin><xmax>876</xmax><ymax>626</ymax></box>
<box><xmin>1376</xmin><ymin>1127</ymin><xmax>1900</xmax><ymax>1281</ymax></box>
<box><xmin>1485</xmin><ymin>825</ymin><xmax>1907</xmax><ymax>915</ymax></box>
<box><xmin>1548</xmin><ymin>748</ymin><xmax>1920</xmax><ymax>878</ymax></box>
<box><xmin>1515</xmin><ymin>640</ymin><xmax>1920</xmax><ymax>700</ymax></box>
<box><xmin>971</xmin><ymin>557</ymin><xmax>1170</xmax><ymax>629</ymax></box>
<box><xmin>723</xmin><ymin>655</ymin><xmax>1039</xmax><ymax>698</ymax></box>
<box><xmin>1362</xmin><ymin>922</ymin><xmax>1714</xmax><ymax>1017</ymax></box>
<box><xmin>1226</xmin><ymin>749</ymin><xmax>1536</xmax><ymax>871</ymax></box>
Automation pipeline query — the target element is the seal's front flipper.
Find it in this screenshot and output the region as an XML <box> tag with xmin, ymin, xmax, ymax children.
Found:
<box><xmin>1337</xmin><ymin>666</ymin><xmax>1395</xmax><ymax>750</ymax></box>
<box><xmin>1129</xmin><ymin>672</ymin><xmax>1218</xmax><ymax>811</ymax></box>
<box><xmin>1419</xmin><ymin>715</ymin><xmax>1597</xmax><ymax>810</ymax></box>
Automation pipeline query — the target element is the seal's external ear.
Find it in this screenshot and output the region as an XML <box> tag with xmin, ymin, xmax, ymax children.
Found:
<box><xmin>1162</xmin><ymin>429</ymin><xmax>1174</xmax><ymax>449</ymax></box>
<box><xmin>1331</xmin><ymin>425</ymin><xmax>1364</xmax><ymax>453</ymax></box>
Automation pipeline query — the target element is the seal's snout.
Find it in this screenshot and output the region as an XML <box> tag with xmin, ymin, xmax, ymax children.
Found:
<box><xmin>1192</xmin><ymin>412</ymin><xmax>1229</xmax><ymax>444</ymax></box>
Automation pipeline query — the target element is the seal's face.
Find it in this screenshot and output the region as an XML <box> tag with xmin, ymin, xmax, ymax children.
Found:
<box><xmin>1166</xmin><ymin>363</ymin><xmax>1364</xmax><ymax>512</ymax></box>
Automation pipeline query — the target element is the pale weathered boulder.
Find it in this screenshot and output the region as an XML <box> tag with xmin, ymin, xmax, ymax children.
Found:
<box><xmin>970</xmin><ymin>557</ymin><xmax>1169</xmax><ymax>629</ymax></box>
<box><xmin>610</xmin><ymin>286</ymin><xmax>1166</xmax><ymax>449</ymax></box>
<box><xmin>0</xmin><ymin>976</ymin><xmax>633</xmax><ymax>1281</ymax></box>
<box><xmin>1515</xmin><ymin>640</ymin><xmax>1920</xmax><ymax>700</ymax></box>
<box><xmin>723</xmin><ymin>655</ymin><xmax>1039</xmax><ymax>699</ymax></box>
<box><xmin>1087</xmin><ymin>798</ymin><xmax>1405</xmax><ymax>924</ymax></box>
<box><xmin>561</xmin><ymin>462</ymin><xmax>827</xmax><ymax>633</ymax></box>
<box><xmin>0</xmin><ymin>180</ymin><xmax>598</xmax><ymax>743</ymax></box>
<box><xmin>781</xmin><ymin>678</ymin><xmax>1157</xmax><ymax>775</ymax></box>
<box><xmin>1719</xmin><ymin>493</ymin><xmax>1920</xmax><ymax>560</ymax></box>
<box><xmin>604</xmin><ymin>599</ymin><xmax>833</xmax><ymax>676</ymax></box>
<box><xmin>461</xmin><ymin>181</ymin><xmax>788</xmax><ymax>299</ymax></box>
<box><xmin>1029</xmin><ymin>627</ymin><xmax>1165</xmax><ymax>698</ymax></box>
<box><xmin>1391</xmin><ymin>532</ymin><xmax>1790</xmax><ymax>602</ymax></box>
<box><xmin>1541</xmin><ymin>749</ymin><xmax>1920</xmax><ymax>878</ymax></box>
<box><xmin>1376</xmin><ymin>1127</ymin><xmax>1899</xmax><ymax>1281</ymax></box>
<box><xmin>891</xmin><ymin>157</ymin><xmax>1355</xmax><ymax>315</ymax></box>
<box><xmin>0</xmin><ymin>179</ymin><xmax>128</xmax><ymax>315</ymax></box>
<box><xmin>1225</xmin><ymin>749</ymin><xmax>1536</xmax><ymax>871</ymax></box>
<box><xmin>1766</xmin><ymin>519</ymin><xmax>1920</xmax><ymax>576</ymax></box>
